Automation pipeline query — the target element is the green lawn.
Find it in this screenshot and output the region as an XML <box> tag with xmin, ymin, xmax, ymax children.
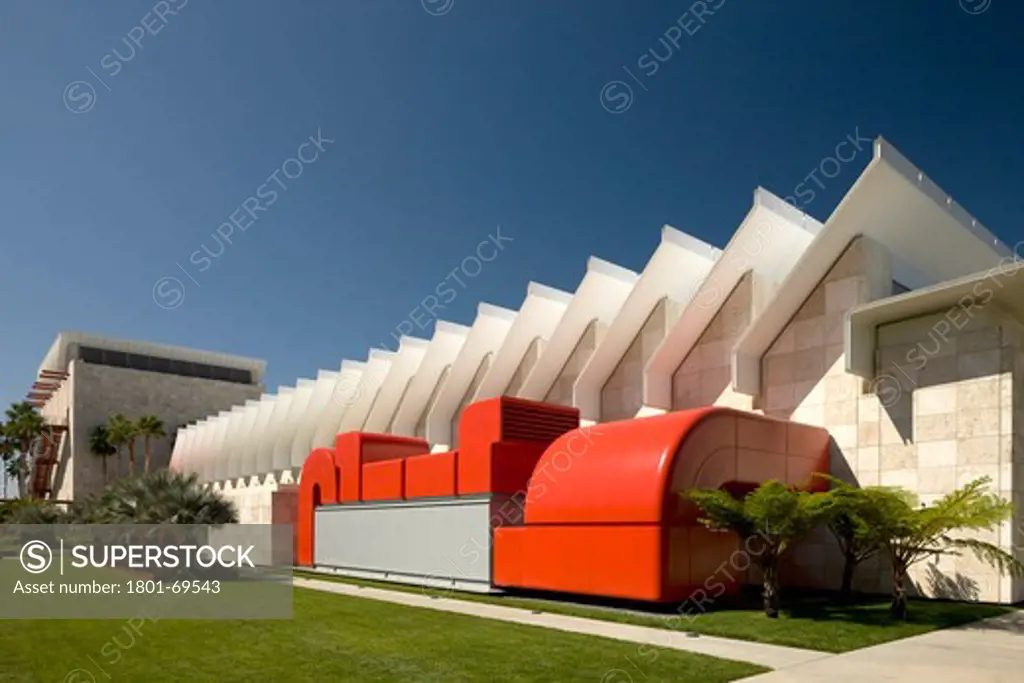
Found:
<box><xmin>294</xmin><ymin>570</ymin><xmax>1013</xmax><ymax>653</ymax></box>
<box><xmin>0</xmin><ymin>586</ymin><xmax>767</xmax><ymax>683</ymax></box>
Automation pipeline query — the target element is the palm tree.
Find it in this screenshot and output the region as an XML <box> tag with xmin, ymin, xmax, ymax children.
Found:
<box><xmin>106</xmin><ymin>413</ymin><xmax>136</xmax><ymax>479</ymax></box>
<box><xmin>88</xmin><ymin>425</ymin><xmax>117</xmax><ymax>484</ymax></box>
<box><xmin>136</xmin><ymin>415</ymin><xmax>166</xmax><ymax>475</ymax></box>
<box><xmin>867</xmin><ymin>476</ymin><xmax>1024</xmax><ymax>620</ymax></box>
<box><xmin>84</xmin><ymin>470</ymin><xmax>237</xmax><ymax>525</ymax></box>
<box><xmin>3</xmin><ymin>402</ymin><xmax>45</xmax><ymax>498</ymax></box>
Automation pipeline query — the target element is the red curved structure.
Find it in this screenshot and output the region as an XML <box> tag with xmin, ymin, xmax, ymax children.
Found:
<box><xmin>494</xmin><ymin>408</ymin><xmax>830</xmax><ymax>601</ymax></box>
<box><xmin>297</xmin><ymin>398</ymin><xmax>830</xmax><ymax>603</ymax></box>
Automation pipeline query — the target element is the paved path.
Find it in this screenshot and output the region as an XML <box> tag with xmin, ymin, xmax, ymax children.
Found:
<box><xmin>294</xmin><ymin>576</ymin><xmax>830</xmax><ymax>670</ymax></box>
<box><xmin>740</xmin><ymin>609</ymin><xmax>1024</xmax><ymax>683</ymax></box>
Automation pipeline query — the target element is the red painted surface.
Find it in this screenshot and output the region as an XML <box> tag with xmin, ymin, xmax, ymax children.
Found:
<box><xmin>493</xmin><ymin>408</ymin><xmax>830</xmax><ymax>602</ymax></box>
<box><xmin>297</xmin><ymin>448</ymin><xmax>338</xmax><ymax>566</ymax></box>
<box><xmin>405</xmin><ymin>451</ymin><xmax>458</xmax><ymax>498</ymax></box>
<box><xmin>361</xmin><ymin>459</ymin><xmax>405</xmax><ymax>501</ymax></box>
<box><xmin>457</xmin><ymin>397</ymin><xmax>579</xmax><ymax>495</ymax></box>
<box><xmin>295</xmin><ymin>398</ymin><xmax>830</xmax><ymax>604</ymax></box>
<box><xmin>335</xmin><ymin>433</ymin><xmax>428</xmax><ymax>503</ymax></box>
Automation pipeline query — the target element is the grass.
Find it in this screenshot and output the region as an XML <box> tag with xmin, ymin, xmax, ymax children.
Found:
<box><xmin>294</xmin><ymin>570</ymin><xmax>1014</xmax><ymax>653</ymax></box>
<box><xmin>0</xmin><ymin>586</ymin><xmax>767</xmax><ymax>682</ymax></box>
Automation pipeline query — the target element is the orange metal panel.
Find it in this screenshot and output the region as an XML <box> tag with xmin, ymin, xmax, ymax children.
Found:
<box><xmin>457</xmin><ymin>397</ymin><xmax>578</xmax><ymax>496</ymax></box>
<box><xmin>494</xmin><ymin>525</ymin><xmax>665</xmax><ymax>601</ymax></box>
<box><xmin>404</xmin><ymin>451</ymin><xmax>457</xmax><ymax>498</ymax></box>
<box><xmin>335</xmin><ymin>433</ymin><xmax>428</xmax><ymax>503</ymax></box>
<box><xmin>297</xmin><ymin>448</ymin><xmax>339</xmax><ymax>566</ymax></box>
<box><xmin>361</xmin><ymin>459</ymin><xmax>405</xmax><ymax>501</ymax></box>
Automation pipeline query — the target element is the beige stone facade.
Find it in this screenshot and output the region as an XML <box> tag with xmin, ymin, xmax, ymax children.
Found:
<box><xmin>601</xmin><ymin>298</ymin><xmax>679</xmax><ymax>421</ymax></box>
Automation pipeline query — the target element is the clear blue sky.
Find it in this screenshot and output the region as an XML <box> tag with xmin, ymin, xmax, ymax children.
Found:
<box><xmin>0</xmin><ymin>0</ymin><xmax>1021</xmax><ymax>410</ymax></box>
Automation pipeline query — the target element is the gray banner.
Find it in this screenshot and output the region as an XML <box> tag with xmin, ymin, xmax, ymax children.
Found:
<box><xmin>0</xmin><ymin>524</ymin><xmax>293</xmax><ymax>619</ymax></box>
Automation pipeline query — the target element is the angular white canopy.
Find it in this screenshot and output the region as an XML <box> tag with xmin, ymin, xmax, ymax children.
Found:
<box><xmin>310</xmin><ymin>360</ymin><xmax>365</xmax><ymax>451</ymax></box>
<box><xmin>473</xmin><ymin>282</ymin><xmax>572</xmax><ymax>401</ymax></box>
<box><xmin>573</xmin><ymin>226</ymin><xmax>720</xmax><ymax>421</ymax></box>
<box><xmin>362</xmin><ymin>337</ymin><xmax>430</xmax><ymax>433</ymax></box>
<box><xmin>334</xmin><ymin>350</ymin><xmax>395</xmax><ymax>435</ymax></box>
<box><xmin>732</xmin><ymin>137</ymin><xmax>1010</xmax><ymax>395</ymax></box>
<box><xmin>517</xmin><ymin>257</ymin><xmax>638</xmax><ymax>401</ymax></box>
<box><xmin>233</xmin><ymin>399</ymin><xmax>263</xmax><ymax>482</ymax></box>
<box><xmin>210</xmin><ymin>410</ymin><xmax>234</xmax><ymax>482</ymax></box>
<box><xmin>643</xmin><ymin>188</ymin><xmax>822</xmax><ymax>408</ymax></box>
<box><xmin>291</xmin><ymin>369</ymin><xmax>341</xmax><ymax>468</ymax></box>
<box><xmin>256</xmin><ymin>387</ymin><xmax>294</xmax><ymax>479</ymax></box>
<box><xmin>389</xmin><ymin>322</ymin><xmax>470</xmax><ymax>437</ymax></box>
<box><xmin>245</xmin><ymin>394</ymin><xmax>278</xmax><ymax>480</ymax></box>
<box><xmin>425</xmin><ymin>303</ymin><xmax>517</xmax><ymax>449</ymax></box>
<box><xmin>274</xmin><ymin>378</ymin><xmax>316</xmax><ymax>473</ymax></box>
<box><xmin>221</xmin><ymin>405</ymin><xmax>249</xmax><ymax>481</ymax></box>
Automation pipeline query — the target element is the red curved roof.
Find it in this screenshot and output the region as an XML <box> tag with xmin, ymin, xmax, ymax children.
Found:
<box><xmin>523</xmin><ymin>407</ymin><xmax>830</xmax><ymax>526</ymax></box>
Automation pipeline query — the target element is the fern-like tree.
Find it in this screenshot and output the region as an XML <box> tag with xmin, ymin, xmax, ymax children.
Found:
<box><xmin>88</xmin><ymin>425</ymin><xmax>118</xmax><ymax>484</ymax></box>
<box><xmin>3</xmin><ymin>402</ymin><xmax>45</xmax><ymax>498</ymax></box>
<box><xmin>136</xmin><ymin>415</ymin><xmax>166</xmax><ymax>475</ymax></box>
<box><xmin>869</xmin><ymin>476</ymin><xmax>1024</xmax><ymax>620</ymax></box>
<box><xmin>687</xmin><ymin>480</ymin><xmax>834</xmax><ymax>618</ymax></box>
<box><xmin>817</xmin><ymin>475</ymin><xmax>889</xmax><ymax>598</ymax></box>
<box><xmin>106</xmin><ymin>413</ymin><xmax>137</xmax><ymax>478</ymax></box>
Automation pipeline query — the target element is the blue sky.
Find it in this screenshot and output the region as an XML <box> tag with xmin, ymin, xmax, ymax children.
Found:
<box><xmin>0</xmin><ymin>0</ymin><xmax>1021</xmax><ymax>411</ymax></box>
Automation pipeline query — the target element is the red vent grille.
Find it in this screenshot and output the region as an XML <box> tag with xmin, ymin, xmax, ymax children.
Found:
<box><xmin>501</xmin><ymin>402</ymin><xmax>578</xmax><ymax>443</ymax></box>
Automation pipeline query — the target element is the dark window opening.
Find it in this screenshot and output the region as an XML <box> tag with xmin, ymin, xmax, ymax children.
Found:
<box><xmin>71</xmin><ymin>345</ymin><xmax>252</xmax><ymax>384</ymax></box>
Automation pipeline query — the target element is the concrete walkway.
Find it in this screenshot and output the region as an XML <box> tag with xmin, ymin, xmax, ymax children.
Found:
<box><xmin>740</xmin><ymin>609</ymin><xmax>1024</xmax><ymax>683</ymax></box>
<box><xmin>294</xmin><ymin>576</ymin><xmax>830</xmax><ymax>670</ymax></box>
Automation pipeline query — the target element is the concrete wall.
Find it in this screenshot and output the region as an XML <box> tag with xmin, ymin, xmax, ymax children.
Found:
<box><xmin>673</xmin><ymin>272</ymin><xmax>756</xmax><ymax>412</ymax></box>
<box><xmin>56</xmin><ymin>360</ymin><xmax>261</xmax><ymax>501</ymax></box>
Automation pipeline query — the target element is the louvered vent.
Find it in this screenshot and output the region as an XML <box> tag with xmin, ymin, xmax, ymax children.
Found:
<box><xmin>501</xmin><ymin>402</ymin><xmax>578</xmax><ymax>443</ymax></box>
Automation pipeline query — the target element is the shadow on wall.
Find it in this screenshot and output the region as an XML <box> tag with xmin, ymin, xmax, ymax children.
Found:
<box><xmin>924</xmin><ymin>563</ymin><xmax>982</xmax><ymax>602</ymax></box>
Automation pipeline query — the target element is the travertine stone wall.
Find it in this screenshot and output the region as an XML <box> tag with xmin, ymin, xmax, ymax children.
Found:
<box><xmin>57</xmin><ymin>360</ymin><xmax>261</xmax><ymax>501</ymax></box>
<box><xmin>601</xmin><ymin>297</ymin><xmax>679</xmax><ymax>422</ymax></box>
<box><xmin>673</xmin><ymin>272</ymin><xmax>756</xmax><ymax>412</ymax></box>
<box><xmin>545</xmin><ymin>319</ymin><xmax>603</xmax><ymax>406</ymax></box>
<box><xmin>755</xmin><ymin>235</ymin><xmax>1021</xmax><ymax>602</ymax></box>
<box><xmin>866</xmin><ymin>308</ymin><xmax>1024</xmax><ymax>603</ymax></box>
<box><xmin>759</xmin><ymin>236</ymin><xmax>892</xmax><ymax>593</ymax></box>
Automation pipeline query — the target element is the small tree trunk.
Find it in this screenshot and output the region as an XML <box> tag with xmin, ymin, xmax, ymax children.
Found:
<box><xmin>840</xmin><ymin>549</ymin><xmax>856</xmax><ymax>598</ymax></box>
<box><xmin>890</xmin><ymin>562</ymin><xmax>909</xmax><ymax>620</ymax></box>
<box><xmin>102</xmin><ymin>455</ymin><xmax>108</xmax><ymax>484</ymax></box>
<box><xmin>761</xmin><ymin>553</ymin><xmax>780</xmax><ymax>618</ymax></box>
<box><xmin>128</xmin><ymin>441</ymin><xmax>136</xmax><ymax>476</ymax></box>
<box><xmin>144</xmin><ymin>437</ymin><xmax>151</xmax><ymax>475</ymax></box>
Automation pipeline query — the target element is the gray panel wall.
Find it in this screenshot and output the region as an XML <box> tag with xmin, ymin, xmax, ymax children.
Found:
<box><xmin>314</xmin><ymin>497</ymin><xmax>500</xmax><ymax>588</ymax></box>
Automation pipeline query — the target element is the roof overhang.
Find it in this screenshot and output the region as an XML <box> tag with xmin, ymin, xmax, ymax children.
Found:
<box><xmin>732</xmin><ymin>137</ymin><xmax>1011</xmax><ymax>395</ymax></box>
<box><xmin>847</xmin><ymin>261</ymin><xmax>1024</xmax><ymax>378</ymax></box>
<box><xmin>389</xmin><ymin>321</ymin><xmax>470</xmax><ymax>437</ymax></box>
<box><xmin>362</xmin><ymin>337</ymin><xmax>431</xmax><ymax>433</ymax></box>
<box><xmin>573</xmin><ymin>226</ymin><xmax>720</xmax><ymax>421</ymax></box>
<box><xmin>425</xmin><ymin>303</ymin><xmax>517</xmax><ymax>448</ymax></box>
<box><xmin>474</xmin><ymin>282</ymin><xmax>572</xmax><ymax>401</ymax></box>
<box><xmin>644</xmin><ymin>188</ymin><xmax>822</xmax><ymax>409</ymax></box>
<box><xmin>517</xmin><ymin>257</ymin><xmax>638</xmax><ymax>401</ymax></box>
<box><xmin>38</xmin><ymin>330</ymin><xmax>266</xmax><ymax>382</ymax></box>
